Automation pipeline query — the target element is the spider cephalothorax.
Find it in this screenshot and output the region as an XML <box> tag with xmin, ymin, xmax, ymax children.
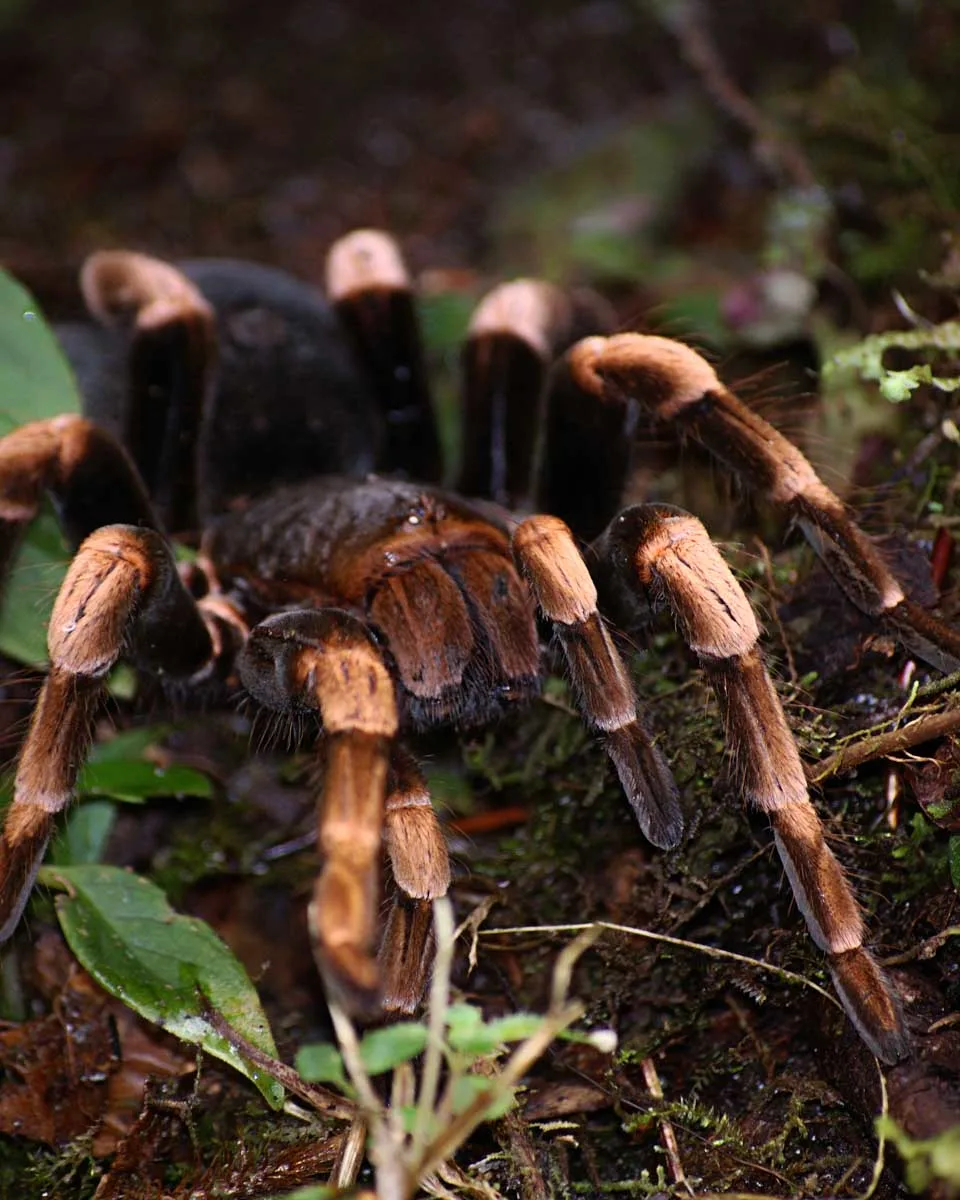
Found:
<box><xmin>1</xmin><ymin>228</ymin><xmax>950</xmax><ymax>1063</ymax></box>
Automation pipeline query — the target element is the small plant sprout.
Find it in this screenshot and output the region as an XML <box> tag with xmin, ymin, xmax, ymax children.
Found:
<box><xmin>293</xmin><ymin>898</ymin><xmax>612</xmax><ymax>1198</ymax></box>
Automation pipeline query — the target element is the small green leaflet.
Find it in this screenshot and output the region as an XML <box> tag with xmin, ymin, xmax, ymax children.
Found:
<box><xmin>41</xmin><ymin>864</ymin><xmax>284</xmax><ymax>1109</ymax></box>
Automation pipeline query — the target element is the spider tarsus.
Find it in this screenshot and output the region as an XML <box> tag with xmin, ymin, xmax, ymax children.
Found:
<box><xmin>828</xmin><ymin>949</ymin><xmax>911</xmax><ymax>1065</ymax></box>
<box><xmin>0</xmin><ymin>821</ymin><xmax>54</xmax><ymax>943</ymax></box>
<box><xmin>605</xmin><ymin>725</ymin><xmax>684</xmax><ymax>850</ymax></box>
<box><xmin>514</xmin><ymin>514</ymin><xmax>685</xmax><ymax>849</ymax></box>
<box><xmin>378</xmin><ymin>897</ymin><xmax>435</xmax><ymax>1016</ymax></box>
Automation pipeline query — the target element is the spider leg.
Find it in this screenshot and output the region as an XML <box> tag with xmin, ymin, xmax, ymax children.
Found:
<box><xmin>594</xmin><ymin>503</ymin><xmax>908</xmax><ymax>1063</ymax></box>
<box><xmin>0</xmin><ymin>415</ymin><xmax>156</xmax><ymax>581</ymax></box>
<box><xmin>535</xmin><ymin>344</ymin><xmax>638</xmax><ymax>542</ymax></box>
<box><xmin>512</xmin><ymin>514</ymin><xmax>683</xmax><ymax>850</ymax></box>
<box><xmin>379</xmin><ymin>747</ymin><xmax>450</xmax><ymax>1014</ymax></box>
<box><xmin>238</xmin><ymin>609</ymin><xmax>400</xmax><ymax>1010</ymax></box>
<box><xmin>458</xmin><ymin>280</ymin><xmax>612</xmax><ymax>508</ymax></box>
<box><xmin>568</xmin><ymin>334</ymin><xmax>960</xmax><ymax>674</ymax></box>
<box><xmin>81</xmin><ymin>250</ymin><xmax>216</xmax><ymax>533</ymax></box>
<box><xmin>0</xmin><ymin>525</ymin><xmax>221</xmax><ymax>940</ymax></box>
<box><xmin>326</xmin><ymin>229</ymin><xmax>442</xmax><ymax>482</ymax></box>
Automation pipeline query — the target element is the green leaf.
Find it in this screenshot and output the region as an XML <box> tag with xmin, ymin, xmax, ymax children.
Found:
<box><xmin>357</xmin><ymin>1021</ymin><xmax>428</xmax><ymax>1074</ymax></box>
<box><xmin>50</xmin><ymin>800</ymin><xmax>117</xmax><ymax>867</ymax></box>
<box><xmin>78</xmin><ymin>759</ymin><xmax>213</xmax><ymax>804</ymax></box>
<box><xmin>266</xmin><ymin>1188</ymin><xmax>336</xmax><ymax>1200</ymax></box>
<box><xmin>449</xmin><ymin>1072</ymin><xmax>516</xmax><ymax>1120</ymax></box>
<box><xmin>446</xmin><ymin>1006</ymin><xmax>546</xmax><ymax>1056</ymax></box>
<box><xmin>0</xmin><ymin>506</ymin><xmax>70</xmax><ymax>666</ymax></box>
<box><xmin>948</xmin><ymin>836</ymin><xmax>960</xmax><ymax>892</ymax></box>
<box><xmin>0</xmin><ymin>269</ymin><xmax>82</xmax><ymax>427</ymax></box>
<box><xmin>481</xmin><ymin>1013</ymin><xmax>546</xmax><ymax>1044</ymax></box>
<box><xmin>43</xmin><ymin>864</ymin><xmax>284</xmax><ymax>1109</ymax></box>
<box><xmin>294</xmin><ymin>1042</ymin><xmax>350</xmax><ymax>1093</ymax></box>
<box><xmin>87</xmin><ymin>726</ymin><xmax>173</xmax><ymax>765</ymax></box>
<box><xmin>0</xmin><ymin>272</ymin><xmax>82</xmax><ymax>665</ymax></box>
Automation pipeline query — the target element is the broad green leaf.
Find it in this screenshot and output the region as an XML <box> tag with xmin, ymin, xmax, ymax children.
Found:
<box><xmin>358</xmin><ymin>1021</ymin><xmax>429</xmax><ymax>1075</ymax></box>
<box><xmin>43</xmin><ymin>864</ymin><xmax>284</xmax><ymax>1109</ymax></box>
<box><xmin>0</xmin><ymin>269</ymin><xmax>82</xmax><ymax>426</ymax></box>
<box><xmin>0</xmin><ymin>272</ymin><xmax>82</xmax><ymax>665</ymax></box>
<box><xmin>294</xmin><ymin>1042</ymin><xmax>350</xmax><ymax>1092</ymax></box>
<box><xmin>0</xmin><ymin>506</ymin><xmax>69</xmax><ymax>666</ymax></box>
<box><xmin>87</xmin><ymin>726</ymin><xmax>174</xmax><ymax>765</ymax></box>
<box><xmin>78</xmin><ymin>759</ymin><xmax>213</xmax><ymax>804</ymax></box>
<box><xmin>50</xmin><ymin>800</ymin><xmax>116</xmax><ymax>866</ymax></box>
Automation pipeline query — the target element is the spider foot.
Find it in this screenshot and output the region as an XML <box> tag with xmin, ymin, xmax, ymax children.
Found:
<box><xmin>514</xmin><ymin>513</ymin><xmax>683</xmax><ymax>849</ymax></box>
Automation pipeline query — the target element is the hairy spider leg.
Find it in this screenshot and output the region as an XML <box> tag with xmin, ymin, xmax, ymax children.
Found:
<box><xmin>536</xmin><ymin>350</ymin><xmax>640</xmax><ymax>542</ymax></box>
<box><xmin>594</xmin><ymin>503</ymin><xmax>908</xmax><ymax>1063</ymax></box>
<box><xmin>0</xmin><ymin>524</ymin><xmax>220</xmax><ymax>940</ymax></box>
<box><xmin>458</xmin><ymin>277</ymin><xmax>618</xmax><ymax>509</ymax></box>
<box><xmin>326</xmin><ymin>229</ymin><xmax>442</xmax><ymax>483</ymax></box>
<box><xmin>0</xmin><ymin>415</ymin><xmax>155</xmax><ymax>580</ymax></box>
<box><xmin>379</xmin><ymin>747</ymin><xmax>450</xmax><ymax>1014</ymax></box>
<box><xmin>81</xmin><ymin>251</ymin><xmax>216</xmax><ymax>534</ymax></box>
<box><xmin>239</xmin><ymin>609</ymin><xmax>409</xmax><ymax>1010</ymax></box>
<box><xmin>568</xmin><ymin>334</ymin><xmax>960</xmax><ymax>675</ymax></box>
<box><xmin>512</xmin><ymin>514</ymin><xmax>683</xmax><ymax>850</ymax></box>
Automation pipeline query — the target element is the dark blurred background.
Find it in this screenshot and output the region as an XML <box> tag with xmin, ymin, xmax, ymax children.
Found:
<box><xmin>2</xmin><ymin>0</ymin><xmax>957</xmax><ymax>301</ymax></box>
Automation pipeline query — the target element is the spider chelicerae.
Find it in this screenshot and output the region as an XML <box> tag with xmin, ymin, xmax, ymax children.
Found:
<box><xmin>0</xmin><ymin>229</ymin><xmax>952</xmax><ymax>1065</ymax></box>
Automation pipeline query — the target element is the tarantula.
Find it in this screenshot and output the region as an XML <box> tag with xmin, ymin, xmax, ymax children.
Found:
<box><xmin>0</xmin><ymin>229</ymin><xmax>952</xmax><ymax>1067</ymax></box>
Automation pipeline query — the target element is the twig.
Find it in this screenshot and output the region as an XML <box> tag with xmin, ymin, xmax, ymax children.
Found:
<box><xmin>333</xmin><ymin>1115</ymin><xmax>367</xmax><ymax>1190</ymax></box>
<box><xmin>810</xmin><ymin>701</ymin><xmax>960</xmax><ymax>783</ymax></box>
<box><xmin>641</xmin><ymin>1056</ymin><xmax>692</xmax><ymax>1194</ymax></box>
<box><xmin>480</xmin><ymin>921</ymin><xmax>841</xmax><ymax>1009</ymax></box>
<box><xmin>203</xmin><ymin>1006</ymin><xmax>355</xmax><ymax>1120</ymax></box>
<box><xmin>411</xmin><ymin>897</ymin><xmax>456</xmax><ymax>1162</ymax></box>
<box><xmin>880</xmin><ymin>923</ymin><xmax>960</xmax><ymax>967</ymax></box>
<box><xmin>652</xmin><ymin>0</ymin><xmax>815</xmax><ymax>188</ymax></box>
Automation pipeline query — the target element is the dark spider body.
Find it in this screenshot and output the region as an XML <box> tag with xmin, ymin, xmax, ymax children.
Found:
<box><xmin>0</xmin><ymin>226</ymin><xmax>946</xmax><ymax>1063</ymax></box>
<box><xmin>210</xmin><ymin>478</ymin><xmax>540</xmax><ymax>731</ymax></box>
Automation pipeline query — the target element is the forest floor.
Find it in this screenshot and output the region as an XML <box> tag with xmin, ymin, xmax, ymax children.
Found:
<box><xmin>1</xmin><ymin>1</ymin><xmax>960</xmax><ymax>1197</ymax></box>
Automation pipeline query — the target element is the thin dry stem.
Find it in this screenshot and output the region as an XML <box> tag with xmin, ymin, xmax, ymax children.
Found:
<box><xmin>480</xmin><ymin>921</ymin><xmax>840</xmax><ymax>1009</ymax></box>
<box><xmin>810</xmin><ymin>701</ymin><xmax>960</xmax><ymax>783</ymax></box>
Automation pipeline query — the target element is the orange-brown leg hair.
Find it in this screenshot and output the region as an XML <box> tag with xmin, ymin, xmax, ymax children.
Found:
<box><xmin>512</xmin><ymin>515</ymin><xmax>683</xmax><ymax>850</ymax></box>
<box><xmin>81</xmin><ymin>250</ymin><xmax>216</xmax><ymax>533</ymax></box>
<box><xmin>379</xmin><ymin>748</ymin><xmax>451</xmax><ymax>1014</ymax></box>
<box><xmin>0</xmin><ymin>415</ymin><xmax>157</xmax><ymax>583</ymax></box>
<box><xmin>0</xmin><ymin>525</ymin><xmax>219</xmax><ymax>941</ymax></box>
<box><xmin>568</xmin><ymin>334</ymin><xmax>960</xmax><ymax>674</ymax></box>
<box><xmin>594</xmin><ymin>503</ymin><xmax>908</xmax><ymax>1063</ymax></box>
<box><xmin>238</xmin><ymin>609</ymin><xmax>403</xmax><ymax>1012</ymax></box>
